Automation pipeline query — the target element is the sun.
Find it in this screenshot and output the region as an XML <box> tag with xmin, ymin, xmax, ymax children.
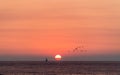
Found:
<box><xmin>55</xmin><ymin>54</ymin><xmax>62</xmax><ymax>61</ymax></box>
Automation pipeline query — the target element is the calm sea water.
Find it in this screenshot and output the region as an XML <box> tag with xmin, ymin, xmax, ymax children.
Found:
<box><xmin>0</xmin><ymin>61</ymin><xmax>120</xmax><ymax>75</ymax></box>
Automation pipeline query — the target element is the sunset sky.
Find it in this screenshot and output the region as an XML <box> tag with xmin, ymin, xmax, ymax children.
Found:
<box><xmin>0</xmin><ymin>0</ymin><xmax>120</xmax><ymax>61</ymax></box>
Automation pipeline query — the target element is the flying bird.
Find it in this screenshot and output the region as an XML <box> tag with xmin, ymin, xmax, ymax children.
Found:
<box><xmin>72</xmin><ymin>45</ymin><xmax>87</xmax><ymax>53</ymax></box>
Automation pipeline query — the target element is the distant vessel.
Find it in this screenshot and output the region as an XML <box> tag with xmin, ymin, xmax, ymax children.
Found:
<box><xmin>45</xmin><ymin>58</ymin><xmax>48</xmax><ymax>62</ymax></box>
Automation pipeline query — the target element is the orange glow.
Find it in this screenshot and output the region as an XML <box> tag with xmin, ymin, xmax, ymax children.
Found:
<box><xmin>0</xmin><ymin>0</ymin><xmax>120</xmax><ymax>59</ymax></box>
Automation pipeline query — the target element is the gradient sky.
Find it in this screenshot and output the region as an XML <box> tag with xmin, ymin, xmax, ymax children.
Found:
<box><xmin>0</xmin><ymin>0</ymin><xmax>120</xmax><ymax>61</ymax></box>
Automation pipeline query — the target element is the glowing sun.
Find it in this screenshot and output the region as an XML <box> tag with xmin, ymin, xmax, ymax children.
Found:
<box><xmin>55</xmin><ymin>54</ymin><xmax>62</xmax><ymax>61</ymax></box>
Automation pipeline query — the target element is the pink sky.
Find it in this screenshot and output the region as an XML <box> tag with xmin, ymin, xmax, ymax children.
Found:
<box><xmin>0</xmin><ymin>0</ymin><xmax>120</xmax><ymax>60</ymax></box>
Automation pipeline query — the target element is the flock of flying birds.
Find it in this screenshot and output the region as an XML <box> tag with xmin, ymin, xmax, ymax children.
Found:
<box><xmin>74</xmin><ymin>46</ymin><xmax>87</xmax><ymax>52</ymax></box>
<box><xmin>67</xmin><ymin>45</ymin><xmax>87</xmax><ymax>54</ymax></box>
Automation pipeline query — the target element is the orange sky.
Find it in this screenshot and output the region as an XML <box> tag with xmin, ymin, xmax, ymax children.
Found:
<box><xmin>0</xmin><ymin>0</ymin><xmax>120</xmax><ymax>60</ymax></box>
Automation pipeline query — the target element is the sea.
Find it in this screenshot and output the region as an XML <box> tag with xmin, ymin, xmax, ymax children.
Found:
<box><xmin>0</xmin><ymin>61</ymin><xmax>120</xmax><ymax>75</ymax></box>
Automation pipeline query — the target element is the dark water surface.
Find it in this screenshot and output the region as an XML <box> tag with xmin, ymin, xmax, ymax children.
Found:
<box><xmin>0</xmin><ymin>61</ymin><xmax>120</xmax><ymax>75</ymax></box>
